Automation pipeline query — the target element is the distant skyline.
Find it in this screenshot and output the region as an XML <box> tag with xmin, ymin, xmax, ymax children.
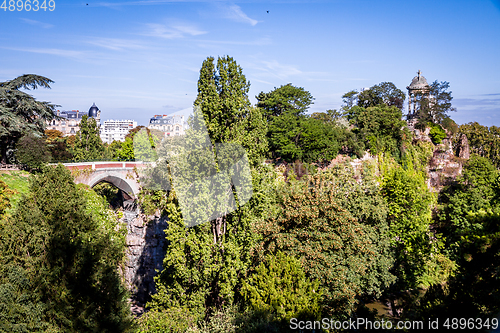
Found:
<box><xmin>1</xmin><ymin>0</ymin><xmax>499</xmax><ymax>126</ymax></box>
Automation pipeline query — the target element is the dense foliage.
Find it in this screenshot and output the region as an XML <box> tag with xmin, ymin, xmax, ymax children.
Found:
<box><xmin>0</xmin><ymin>165</ymin><xmax>134</xmax><ymax>332</ymax></box>
<box><xmin>0</xmin><ymin>74</ymin><xmax>59</xmax><ymax>164</ymax></box>
<box><xmin>4</xmin><ymin>60</ymin><xmax>499</xmax><ymax>332</ymax></box>
<box><xmin>72</xmin><ymin>115</ymin><xmax>105</xmax><ymax>161</ymax></box>
<box><xmin>14</xmin><ymin>133</ymin><xmax>52</xmax><ymax>169</ymax></box>
<box><xmin>241</xmin><ymin>251</ymin><xmax>322</xmax><ymax>322</ymax></box>
<box><xmin>254</xmin><ymin>163</ymin><xmax>394</xmax><ymax>317</ymax></box>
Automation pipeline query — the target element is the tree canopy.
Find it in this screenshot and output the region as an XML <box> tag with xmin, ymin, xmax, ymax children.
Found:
<box><xmin>72</xmin><ymin>115</ymin><xmax>104</xmax><ymax>161</ymax></box>
<box><xmin>0</xmin><ymin>74</ymin><xmax>59</xmax><ymax>164</ymax></box>
<box><xmin>256</xmin><ymin>83</ymin><xmax>314</xmax><ymax>119</ymax></box>
<box><xmin>415</xmin><ymin>80</ymin><xmax>456</xmax><ymax>126</ymax></box>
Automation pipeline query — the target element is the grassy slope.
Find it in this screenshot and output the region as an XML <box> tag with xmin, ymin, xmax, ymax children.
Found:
<box><xmin>0</xmin><ymin>171</ymin><xmax>31</xmax><ymax>214</ymax></box>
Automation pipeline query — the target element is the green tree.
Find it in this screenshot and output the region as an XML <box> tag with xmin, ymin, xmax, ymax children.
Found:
<box><xmin>347</xmin><ymin>104</ymin><xmax>408</xmax><ymax>158</ymax></box>
<box><xmin>194</xmin><ymin>55</ymin><xmax>267</xmax><ymax>165</ymax></box>
<box><xmin>439</xmin><ymin>154</ymin><xmax>499</xmax><ymax>238</ymax></box>
<box><xmin>14</xmin><ymin>133</ymin><xmax>52</xmax><ymax>169</ymax></box>
<box><xmin>48</xmin><ymin>139</ymin><xmax>73</xmax><ymax>162</ymax></box>
<box><xmin>133</xmin><ymin>128</ymin><xmax>159</xmax><ymax>162</ymax></box>
<box><xmin>357</xmin><ymin>82</ymin><xmax>405</xmax><ymax>110</ymax></box>
<box><xmin>241</xmin><ymin>251</ymin><xmax>322</xmax><ymax>322</ymax></box>
<box><xmin>146</xmin><ymin>104</ymin><xmax>274</xmax><ymax>314</ymax></box>
<box><xmin>0</xmin><ymin>165</ymin><xmax>134</xmax><ymax>332</ymax></box>
<box><xmin>0</xmin><ymin>74</ymin><xmax>59</xmax><ymax>164</ymax></box>
<box><xmin>341</xmin><ymin>90</ymin><xmax>359</xmax><ymax>112</ymax></box>
<box><xmin>416</xmin><ymin>80</ymin><xmax>456</xmax><ymax>126</ymax></box>
<box><xmin>72</xmin><ymin>115</ymin><xmax>104</xmax><ymax>161</ymax></box>
<box><xmin>457</xmin><ymin>122</ymin><xmax>500</xmax><ymax>168</ymax></box>
<box><xmin>380</xmin><ymin>155</ymin><xmax>443</xmax><ymax>289</ymax></box>
<box><xmin>408</xmin><ymin>208</ymin><xmax>500</xmax><ymax>327</ymax></box>
<box><xmin>268</xmin><ymin>114</ymin><xmax>342</xmax><ymax>163</ymax></box>
<box><xmin>256</xmin><ymin>83</ymin><xmax>314</xmax><ymax>119</ymax></box>
<box><xmin>255</xmin><ymin>165</ymin><xmax>394</xmax><ymax>317</ymax></box>
<box><xmin>115</xmin><ymin>137</ymin><xmax>134</xmax><ymax>161</ymax></box>
<box><xmin>429</xmin><ymin>123</ymin><xmax>446</xmax><ymax>144</ymax></box>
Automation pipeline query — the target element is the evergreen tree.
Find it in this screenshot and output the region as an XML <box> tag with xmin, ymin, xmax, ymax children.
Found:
<box><xmin>0</xmin><ymin>74</ymin><xmax>59</xmax><ymax>164</ymax></box>
<box><xmin>241</xmin><ymin>251</ymin><xmax>322</xmax><ymax>322</ymax></box>
<box><xmin>72</xmin><ymin>115</ymin><xmax>104</xmax><ymax>161</ymax></box>
<box><xmin>0</xmin><ymin>165</ymin><xmax>134</xmax><ymax>332</ymax></box>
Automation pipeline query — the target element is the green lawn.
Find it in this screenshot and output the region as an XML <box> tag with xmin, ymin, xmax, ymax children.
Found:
<box><xmin>0</xmin><ymin>171</ymin><xmax>31</xmax><ymax>214</ymax></box>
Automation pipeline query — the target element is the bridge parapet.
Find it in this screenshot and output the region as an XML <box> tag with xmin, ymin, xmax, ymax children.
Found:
<box><xmin>61</xmin><ymin>161</ymin><xmax>149</xmax><ymax>170</ymax></box>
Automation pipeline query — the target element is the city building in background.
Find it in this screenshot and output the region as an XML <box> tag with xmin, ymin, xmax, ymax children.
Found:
<box><xmin>148</xmin><ymin>114</ymin><xmax>186</xmax><ymax>136</ymax></box>
<box><xmin>100</xmin><ymin>119</ymin><xmax>138</xmax><ymax>144</ymax></box>
<box><xmin>48</xmin><ymin>103</ymin><xmax>101</xmax><ymax>136</ymax></box>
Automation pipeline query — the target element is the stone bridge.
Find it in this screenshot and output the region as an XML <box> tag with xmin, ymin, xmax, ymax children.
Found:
<box><xmin>63</xmin><ymin>161</ymin><xmax>147</xmax><ymax>200</ymax></box>
<box><xmin>62</xmin><ymin>161</ymin><xmax>164</xmax><ymax>313</ymax></box>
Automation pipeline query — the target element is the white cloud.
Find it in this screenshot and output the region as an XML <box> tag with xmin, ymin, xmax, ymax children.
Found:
<box><xmin>218</xmin><ymin>3</ymin><xmax>258</xmax><ymax>26</ymax></box>
<box><xmin>2</xmin><ymin>47</ymin><xmax>83</xmax><ymax>59</ymax></box>
<box><xmin>144</xmin><ymin>23</ymin><xmax>207</xmax><ymax>39</ymax></box>
<box><xmin>20</xmin><ymin>18</ymin><xmax>53</xmax><ymax>29</ymax></box>
<box><xmin>261</xmin><ymin>60</ymin><xmax>302</xmax><ymax>78</ymax></box>
<box><xmin>196</xmin><ymin>36</ymin><xmax>271</xmax><ymax>46</ymax></box>
<box><xmin>86</xmin><ymin>37</ymin><xmax>146</xmax><ymax>51</ymax></box>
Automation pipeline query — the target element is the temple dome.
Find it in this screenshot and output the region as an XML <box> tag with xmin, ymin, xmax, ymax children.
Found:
<box><xmin>407</xmin><ymin>70</ymin><xmax>429</xmax><ymax>90</ymax></box>
<box><xmin>88</xmin><ymin>103</ymin><xmax>99</xmax><ymax>117</ymax></box>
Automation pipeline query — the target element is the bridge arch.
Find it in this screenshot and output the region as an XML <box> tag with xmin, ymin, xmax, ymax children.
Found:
<box><xmin>87</xmin><ymin>172</ymin><xmax>139</xmax><ymax>199</ymax></box>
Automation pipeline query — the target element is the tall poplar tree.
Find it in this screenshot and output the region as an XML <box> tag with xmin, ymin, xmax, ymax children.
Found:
<box><xmin>147</xmin><ymin>56</ymin><xmax>273</xmax><ymax>320</ymax></box>
<box><xmin>194</xmin><ymin>56</ymin><xmax>267</xmax><ymax>165</ymax></box>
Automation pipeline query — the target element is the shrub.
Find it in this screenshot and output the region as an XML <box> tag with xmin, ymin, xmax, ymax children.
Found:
<box><xmin>15</xmin><ymin>134</ymin><xmax>51</xmax><ymax>169</ymax></box>
<box><xmin>241</xmin><ymin>251</ymin><xmax>322</xmax><ymax>322</ymax></box>
<box><xmin>429</xmin><ymin>124</ymin><xmax>446</xmax><ymax>144</ymax></box>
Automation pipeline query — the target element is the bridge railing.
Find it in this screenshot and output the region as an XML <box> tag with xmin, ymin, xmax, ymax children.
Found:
<box><xmin>57</xmin><ymin>161</ymin><xmax>152</xmax><ymax>170</ymax></box>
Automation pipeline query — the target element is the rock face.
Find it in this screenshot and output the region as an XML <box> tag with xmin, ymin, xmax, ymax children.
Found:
<box><xmin>456</xmin><ymin>133</ymin><xmax>470</xmax><ymax>160</ymax></box>
<box><xmin>121</xmin><ymin>210</ymin><xmax>168</xmax><ymax>313</ymax></box>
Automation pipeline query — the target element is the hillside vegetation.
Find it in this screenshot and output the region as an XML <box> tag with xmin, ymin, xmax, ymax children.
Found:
<box><xmin>1</xmin><ymin>59</ymin><xmax>499</xmax><ymax>332</ymax></box>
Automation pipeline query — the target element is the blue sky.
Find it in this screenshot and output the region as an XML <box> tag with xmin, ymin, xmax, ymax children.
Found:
<box><xmin>1</xmin><ymin>0</ymin><xmax>500</xmax><ymax>126</ymax></box>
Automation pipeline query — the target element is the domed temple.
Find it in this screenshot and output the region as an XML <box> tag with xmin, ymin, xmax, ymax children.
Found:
<box><xmin>406</xmin><ymin>70</ymin><xmax>431</xmax><ymax>122</ymax></box>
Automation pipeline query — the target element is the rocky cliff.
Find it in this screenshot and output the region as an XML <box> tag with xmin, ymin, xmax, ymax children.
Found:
<box><xmin>121</xmin><ymin>209</ymin><xmax>168</xmax><ymax>316</ymax></box>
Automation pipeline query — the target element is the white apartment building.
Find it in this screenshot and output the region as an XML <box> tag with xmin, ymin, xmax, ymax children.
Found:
<box><xmin>100</xmin><ymin>119</ymin><xmax>137</xmax><ymax>144</ymax></box>
<box><xmin>148</xmin><ymin>114</ymin><xmax>186</xmax><ymax>136</ymax></box>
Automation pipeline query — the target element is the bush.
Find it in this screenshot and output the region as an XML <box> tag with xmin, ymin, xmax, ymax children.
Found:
<box><xmin>136</xmin><ymin>308</ymin><xmax>199</xmax><ymax>333</ymax></box>
<box><xmin>241</xmin><ymin>251</ymin><xmax>322</xmax><ymax>322</ymax></box>
<box><xmin>429</xmin><ymin>123</ymin><xmax>446</xmax><ymax>144</ymax></box>
<box><xmin>14</xmin><ymin>134</ymin><xmax>51</xmax><ymax>169</ymax></box>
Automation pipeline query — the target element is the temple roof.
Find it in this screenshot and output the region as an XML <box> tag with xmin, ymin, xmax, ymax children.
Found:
<box><xmin>407</xmin><ymin>70</ymin><xmax>430</xmax><ymax>90</ymax></box>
